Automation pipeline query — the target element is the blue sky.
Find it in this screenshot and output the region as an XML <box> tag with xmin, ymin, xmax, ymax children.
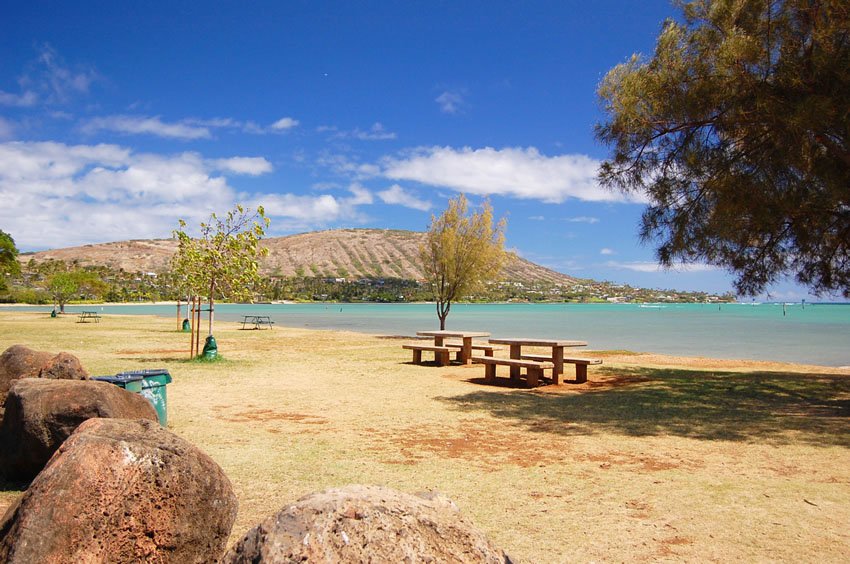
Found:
<box><xmin>0</xmin><ymin>1</ymin><xmax>825</xmax><ymax>300</ymax></box>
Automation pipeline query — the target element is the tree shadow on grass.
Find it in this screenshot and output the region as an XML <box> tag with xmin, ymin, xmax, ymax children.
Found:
<box><xmin>438</xmin><ymin>366</ymin><xmax>850</xmax><ymax>446</ymax></box>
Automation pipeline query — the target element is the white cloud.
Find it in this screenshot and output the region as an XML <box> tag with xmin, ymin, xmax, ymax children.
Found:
<box><xmin>528</xmin><ymin>215</ymin><xmax>545</xmax><ymax>221</ymax></box>
<box><xmin>213</xmin><ymin>157</ymin><xmax>273</xmax><ymax>175</ymax></box>
<box><xmin>605</xmin><ymin>261</ymin><xmax>719</xmax><ymax>273</ymax></box>
<box><xmin>82</xmin><ymin>115</ymin><xmax>212</xmax><ymax>140</ymax></box>
<box><xmin>382</xmin><ymin>146</ymin><xmax>636</xmax><ymax>204</ymax></box>
<box><xmin>16</xmin><ymin>44</ymin><xmax>99</xmax><ymax>105</ymax></box>
<box><xmin>320</xmin><ymin>122</ymin><xmax>396</xmax><ymax>141</ymax></box>
<box><xmin>0</xmin><ymin>141</ymin><xmax>283</xmax><ymax>249</ymax></box>
<box><xmin>600</xmin><ymin>248</ymin><xmax>615</xmax><ymax>255</ymax></box>
<box><xmin>0</xmin><ymin>90</ymin><xmax>38</xmax><ymax>107</ymax></box>
<box><xmin>271</xmin><ymin>117</ymin><xmax>299</xmax><ymax>130</ymax></box>
<box><xmin>566</xmin><ymin>216</ymin><xmax>600</xmax><ymax>224</ymax></box>
<box><xmin>317</xmin><ymin>153</ymin><xmax>381</xmax><ymax>178</ymax></box>
<box><xmin>346</xmin><ymin>183</ymin><xmax>374</xmax><ymax>206</ymax></box>
<box><xmin>377</xmin><ymin>184</ymin><xmax>432</xmax><ymax>211</ymax></box>
<box><xmin>354</xmin><ymin>123</ymin><xmax>395</xmax><ymax>140</ymax></box>
<box><xmin>435</xmin><ymin>90</ymin><xmax>464</xmax><ymax>114</ymax></box>
<box><xmin>0</xmin><ymin>117</ymin><xmax>14</xmax><ymax>140</ymax></box>
<box><xmin>250</xmin><ymin>193</ymin><xmax>342</xmax><ymax>223</ymax></box>
<box><xmin>0</xmin><ymin>141</ymin><xmax>381</xmax><ymax>250</ymax></box>
<box><xmin>37</xmin><ymin>45</ymin><xmax>96</xmax><ymax>98</ymax></box>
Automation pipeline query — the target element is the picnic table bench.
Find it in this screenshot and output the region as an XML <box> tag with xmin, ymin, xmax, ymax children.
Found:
<box><xmin>487</xmin><ymin>337</ymin><xmax>592</xmax><ymax>385</ymax></box>
<box><xmin>402</xmin><ymin>343</ymin><xmax>452</xmax><ymax>366</ymax></box>
<box><xmin>77</xmin><ymin>311</ymin><xmax>101</xmax><ymax>323</ymax></box>
<box><xmin>444</xmin><ymin>341</ymin><xmax>502</xmax><ymax>361</ymax></box>
<box><xmin>471</xmin><ymin>356</ymin><xmax>554</xmax><ymax>386</ymax></box>
<box><xmin>414</xmin><ymin>330</ymin><xmax>491</xmax><ymax>365</ymax></box>
<box><xmin>240</xmin><ymin>315</ymin><xmax>275</xmax><ymax>330</ymax></box>
<box><xmin>521</xmin><ymin>354</ymin><xmax>602</xmax><ymax>384</ymax></box>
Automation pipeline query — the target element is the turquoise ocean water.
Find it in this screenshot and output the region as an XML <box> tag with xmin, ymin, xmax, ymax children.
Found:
<box><xmin>11</xmin><ymin>302</ymin><xmax>849</xmax><ymax>367</ymax></box>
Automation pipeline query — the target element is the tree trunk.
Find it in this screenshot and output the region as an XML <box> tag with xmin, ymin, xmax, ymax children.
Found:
<box><xmin>208</xmin><ymin>281</ymin><xmax>216</xmax><ymax>337</ymax></box>
<box><xmin>437</xmin><ymin>300</ymin><xmax>450</xmax><ymax>330</ymax></box>
<box><xmin>208</xmin><ymin>297</ymin><xmax>215</xmax><ymax>336</ymax></box>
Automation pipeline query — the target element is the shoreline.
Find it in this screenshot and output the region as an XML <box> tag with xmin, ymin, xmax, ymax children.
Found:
<box><xmin>0</xmin><ymin>308</ymin><xmax>846</xmax><ymax>372</ymax></box>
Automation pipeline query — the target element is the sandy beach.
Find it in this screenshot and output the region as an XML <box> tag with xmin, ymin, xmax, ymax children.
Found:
<box><xmin>1</xmin><ymin>310</ymin><xmax>848</xmax><ymax>562</ymax></box>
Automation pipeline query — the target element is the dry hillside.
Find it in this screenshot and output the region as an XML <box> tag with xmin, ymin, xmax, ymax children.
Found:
<box><xmin>18</xmin><ymin>228</ymin><xmax>577</xmax><ymax>286</ymax></box>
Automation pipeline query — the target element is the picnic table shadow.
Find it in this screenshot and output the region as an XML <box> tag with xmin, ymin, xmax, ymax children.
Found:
<box><xmin>439</xmin><ymin>366</ymin><xmax>850</xmax><ymax>447</ymax></box>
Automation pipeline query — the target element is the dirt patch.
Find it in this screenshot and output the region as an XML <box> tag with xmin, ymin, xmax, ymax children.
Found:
<box><xmin>212</xmin><ymin>406</ymin><xmax>329</xmax><ymax>425</ymax></box>
<box><xmin>365</xmin><ymin>420</ymin><xmax>569</xmax><ymax>469</ymax></box>
<box><xmin>582</xmin><ymin>452</ymin><xmax>695</xmax><ymax>472</ymax></box>
<box><xmin>115</xmin><ymin>349</ymin><xmax>186</xmax><ymax>355</ymax></box>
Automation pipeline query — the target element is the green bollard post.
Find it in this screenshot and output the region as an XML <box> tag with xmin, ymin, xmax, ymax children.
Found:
<box><xmin>182</xmin><ymin>318</ymin><xmax>191</xmax><ymax>332</ymax></box>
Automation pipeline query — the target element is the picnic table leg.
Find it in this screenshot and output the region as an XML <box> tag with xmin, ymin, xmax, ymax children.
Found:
<box><xmin>551</xmin><ymin>346</ymin><xmax>563</xmax><ymax>385</ymax></box>
<box><xmin>527</xmin><ymin>367</ymin><xmax>540</xmax><ymax>387</ymax></box>
<box><xmin>461</xmin><ymin>337</ymin><xmax>473</xmax><ymax>365</ymax></box>
<box><xmin>509</xmin><ymin>345</ymin><xmax>521</xmax><ymax>381</ymax></box>
<box><xmin>575</xmin><ymin>363</ymin><xmax>588</xmax><ymax>384</ymax></box>
<box><xmin>484</xmin><ymin>363</ymin><xmax>496</xmax><ymax>383</ymax></box>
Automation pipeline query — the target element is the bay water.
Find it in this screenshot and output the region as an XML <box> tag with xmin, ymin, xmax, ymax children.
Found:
<box><xmin>16</xmin><ymin>302</ymin><xmax>849</xmax><ymax>367</ymax></box>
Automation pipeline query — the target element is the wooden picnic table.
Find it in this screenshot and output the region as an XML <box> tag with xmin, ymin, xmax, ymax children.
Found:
<box><xmin>416</xmin><ymin>330</ymin><xmax>490</xmax><ymax>365</ymax></box>
<box><xmin>240</xmin><ymin>315</ymin><xmax>275</xmax><ymax>330</ymax></box>
<box><xmin>487</xmin><ymin>337</ymin><xmax>587</xmax><ymax>384</ymax></box>
<box><xmin>78</xmin><ymin>311</ymin><xmax>101</xmax><ymax>323</ymax></box>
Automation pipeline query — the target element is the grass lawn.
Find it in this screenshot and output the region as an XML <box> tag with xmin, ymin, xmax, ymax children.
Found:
<box><xmin>1</xmin><ymin>310</ymin><xmax>849</xmax><ymax>561</ymax></box>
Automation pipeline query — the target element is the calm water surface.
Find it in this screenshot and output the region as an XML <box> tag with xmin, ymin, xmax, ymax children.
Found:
<box><xmin>15</xmin><ymin>302</ymin><xmax>849</xmax><ymax>367</ymax></box>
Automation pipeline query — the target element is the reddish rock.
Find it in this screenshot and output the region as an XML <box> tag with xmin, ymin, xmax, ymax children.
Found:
<box><xmin>37</xmin><ymin>352</ymin><xmax>89</xmax><ymax>381</ymax></box>
<box><xmin>0</xmin><ymin>418</ymin><xmax>238</xmax><ymax>563</ymax></box>
<box><xmin>223</xmin><ymin>485</ymin><xmax>511</xmax><ymax>563</ymax></box>
<box><xmin>0</xmin><ymin>379</ymin><xmax>158</xmax><ymax>482</ymax></box>
<box><xmin>0</xmin><ymin>345</ymin><xmax>53</xmax><ymax>401</ymax></box>
<box><xmin>0</xmin><ymin>345</ymin><xmax>89</xmax><ymax>408</ymax></box>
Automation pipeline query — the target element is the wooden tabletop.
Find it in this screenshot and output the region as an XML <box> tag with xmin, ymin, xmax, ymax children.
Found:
<box><xmin>416</xmin><ymin>330</ymin><xmax>491</xmax><ymax>338</ymax></box>
<box><xmin>488</xmin><ymin>337</ymin><xmax>587</xmax><ymax>347</ymax></box>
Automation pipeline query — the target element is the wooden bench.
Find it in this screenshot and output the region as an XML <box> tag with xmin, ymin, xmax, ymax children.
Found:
<box><xmin>402</xmin><ymin>344</ymin><xmax>452</xmax><ymax>366</ymax></box>
<box><xmin>521</xmin><ymin>354</ymin><xmax>602</xmax><ymax>383</ymax></box>
<box><xmin>470</xmin><ymin>356</ymin><xmax>554</xmax><ymax>387</ymax></box>
<box><xmin>444</xmin><ymin>341</ymin><xmax>502</xmax><ymax>362</ymax></box>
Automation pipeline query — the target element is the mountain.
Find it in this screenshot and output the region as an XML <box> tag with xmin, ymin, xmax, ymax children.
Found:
<box><xmin>18</xmin><ymin>229</ymin><xmax>578</xmax><ymax>286</ymax></box>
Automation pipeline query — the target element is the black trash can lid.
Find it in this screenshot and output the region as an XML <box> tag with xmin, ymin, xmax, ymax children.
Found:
<box><xmin>92</xmin><ymin>374</ymin><xmax>144</xmax><ymax>384</ymax></box>
<box><xmin>115</xmin><ymin>368</ymin><xmax>171</xmax><ymax>378</ymax></box>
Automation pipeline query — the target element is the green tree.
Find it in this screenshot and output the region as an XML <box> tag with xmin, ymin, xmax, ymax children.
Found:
<box><xmin>0</xmin><ymin>230</ymin><xmax>20</xmax><ymax>293</ymax></box>
<box><xmin>419</xmin><ymin>194</ymin><xmax>507</xmax><ymax>330</ymax></box>
<box><xmin>47</xmin><ymin>272</ymin><xmax>78</xmax><ymax>313</ymax></box>
<box><xmin>171</xmin><ymin>205</ymin><xmax>269</xmax><ymax>345</ymax></box>
<box><xmin>596</xmin><ymin>0</ymin><xmax>850</xmax><ymax>297</ymax></box>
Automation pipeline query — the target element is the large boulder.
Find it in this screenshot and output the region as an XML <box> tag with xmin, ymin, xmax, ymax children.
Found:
<box><xmin>0</xmin><ymin>379</ymin><xmax>158</xmax><ymax>482</ymax></box>
<box><xmin>0</xmin><ymin>418</ymin><xmax>238</xmax><ymax>563</ymax></box>
<box><xmin>223</xmin><ymin>485</ymin><xmax>511</xmax><ymax>563</ymax></box>
<box><xmin>37</xmin><ymin>352</ymin><xmax>89</xmax><ymax>381</ymax></box>
<box><xmin>0</xmin><ymin>345</ymin><xmax>53</xmax><ymax>399</ymax></box>
<box><xmin>0</xmin><ymin>345</ymin><xmax>88</xmax><ymax>407</ymax></box>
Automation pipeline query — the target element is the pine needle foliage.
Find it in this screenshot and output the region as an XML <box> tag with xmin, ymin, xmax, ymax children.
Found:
<box><xmin>596</xmin><ymin>0</ymin><xmax>850</xmax><ymax>297</ymax></box>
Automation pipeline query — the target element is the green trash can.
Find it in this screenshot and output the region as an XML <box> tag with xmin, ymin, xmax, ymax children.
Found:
<box><xmin>116</xmin><ymin>369</ymin><xmax>173</xmax><ymax>426</ymax></box>
<box><xmin>92</xmin><ymin>373</ymin><xmax>144</xmax><ymax>393</ymax></box>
